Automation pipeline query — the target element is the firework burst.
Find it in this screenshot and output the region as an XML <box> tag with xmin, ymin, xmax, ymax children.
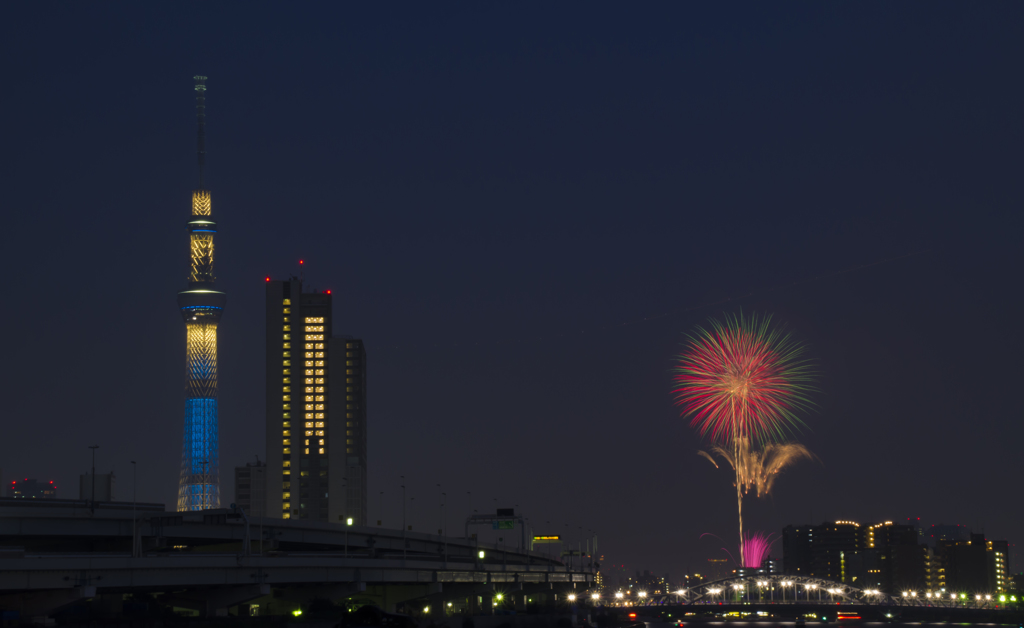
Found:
<box><xmin>672</xmin><ymin>312</ymin><xmax>815</xmax><ymax>447</ymax></box>
<box><xmin>740</xmin><ymin>531</ymin><xmax>778</xmax><ymax>569</ymax></box>
<box><xmin>674</xmin><ymin>312</ymin><xmax>816</xmax><ymax>564</ymax></box>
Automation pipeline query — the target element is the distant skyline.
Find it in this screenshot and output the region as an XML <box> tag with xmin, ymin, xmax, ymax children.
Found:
<box><xmin>1</xmin><ymin>3</ymin><xmax>1022</xmax><ymax>578</ymax></box>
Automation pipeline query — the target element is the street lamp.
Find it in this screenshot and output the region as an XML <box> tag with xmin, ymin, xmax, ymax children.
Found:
<box><xmin>130</xmin><ymin>460</ymin><xmax>137</xmax><ymax>557</ymax></box>
<box><xmin>88</xmin><ymin>445</ymin><xmax>99</xmax><ymax>514</ymax></box>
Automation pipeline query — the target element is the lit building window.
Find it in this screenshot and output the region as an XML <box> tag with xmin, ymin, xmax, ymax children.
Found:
<box><xmin>283</xmin><ymin>325</ymin><xmax>291</xmax><ymax>331</ymax></box>
<box><xmin>304</xmin><ymin>448</ymin><xmax>309</xmax><ymax>454</ymax></box>
<box><xmin>315</xmin><ymin>387</ymin><xmax>324</xmax><ymax>393</ymax></box>
<box><xmin>283</xmin><ymin>377</ymin><xmax>291</xmax><ymax>384</ymax></box>
<box><xmin>282</xmin><ymin>386</ymin><xmax>291</xmax><ymax>393</ymax></box>
<box><xmin>305</xmin><ymin>430</ymin><xmax>313</xmax><ymax>437</ymax></box>
<box><xmin>315</xmin><ymin>378</ymin><xmax>324</xmax><ymax>384</ymax></box>
<box><xmin>283</xmin><ymin>448</ymin><xmax>291</xmax><ymax>454</ymax></box>
<box><xmin>304</xmin><ymin>317</ymin><xmax>324</xmax><ymax>323</ymax></box>
<box><xmin>346</xmin><ymin>439</ymin><xmax>353</xmax><ymax>445</ymax></box>
<box><xmin>315</xmin><ymin>369</ymin><xmax>324</xmax><ymax>376</ymax></box>
<box><xmin>283</xmin><ymin>502</ymin><xmax>290</xmax><ymax>509</ymax></box>
<box><xmin>283</xmin><ymin>308</ymin><xmax>290</xmax><ymax>314</ymax></box>
<box><xmin>305</xmin><ymin>352</ymin><xmax>314</xmax><ymax>359</ymax></box>
<box><xmin>282</xmin><ymin>420</ymin><xmax>290</xmax><ymax>427</ymax></box>
<box><xmin>305</xmin><ymin>421</ymin><xmax>314</xmax><ymax>428</ymax></box>
<box><xmin>305</xmin><ymin>386</ymin><xmax>314</xmax><ymax>393</ymax></box>
<box><xmin>315</xmin><ymin>360</ymin><xmax>324</xmax><ymax>367</ymax></box>
<box><xmin>315</xmin><ymin>421</ymin><xmax>325</xmax><ymax>428</ymax></box>
<box><xmin>283</xmin><ymin>430</ymin><xmax>291</xmax><ymax>437</ymax></box>
<box><xmin>282</xmin><ymin>513</ymin><xmax>290</xmax><ymax>519</ymax></box>
<box><xmin>283</xmin><ymin>439</ymin><xmax>291</xmax><ymax>446</ymax></box>
<box><xmin>306</xmin><ymin>325</ymin><xmax>324</xmax><ymax>332</ymax></box>
<box><xmin>305</xmin><ymin>360</ymin><xmax>314</xmax><ymax>367</ymax></box>
<box><xmin>315</xmin><ymin>395</ymin><xmax>324</xmax><ymax>402</ymax></box>
<box><xmin>315</xmin><ymin>413</ymin><xmax>324</xmax><ymax>420</ymax></box>
<box><xmin>315</xmin><ymin>430</ymin><xmax>324</xmax><ymax>436</ymax></box>
<box><xmin>318</xmin><ymin>439</ymin><xmax>325</xmax><ymax>446</ymax></box>
<box><xmin>283</xmin><ymin>343</ymin><xmax>291</xmax><ymax>349</ymax></box>
<box><xmin>283</xmin><ymin>395</ymin><xmax>291</xmax><ymax>401</ymax></box>
<box><xmin>305</xmin><ymin>343</ymin><xmax>314</xmax><ymax>350</ymax></box>
<box><xmin>319</xmin><ymin>448</ymin><xmax>325</xmax><ymax>454</ymax></box>
<box><xmin>283</xmin><ymin>369</ymin><xmax>291</xmax><ymax>375</ymax></box>
<box><xmin>315</xmin><ymin>404</ymin><xmax>324</xmax><ymax>411</ymax></box>
<box><xmin>283</xmin><ymin>334</ymin><xmax>290</xmax><ymax>340</ymax></box>
<box><xmin>283</xmin><ymin>351</ymin><xmax>291</xmax><ymax>358</ymax></box>
<box><xmin>315</xmin><ymin>352</ymin><xmax>324</xmax><ymax>358</ymax></box>
<box><xmin>305</xmin><ymin>396</ymin><xmax>314</xmax><ymax>403</ymax></box>
<box><xmin>282</xmin><ymin>299</ymin><xmax>291</xmax><ymax>305</ymax></box>
<box><xmin>304</xmin><ymin>439</ymin><xmax>309</xmax><ymax>446</ymax></box>
<box><xmin>305</xmin><ymin>378</ymin><xmax>314</xmax><ymax>385</ymax></box>
<box><xmin>282</xmin><ymin>492</ymin><xmax>291</xmax><ymax>499</ymax></box>
<box><xmin>282</xmin><ymin>404</ymin><xmax>290</xmax><ymax>410</ymax></box>
<box><xmin>305</xmin><ymin>404</ymin><xmax>314</xmax><ymax>411</ymax></box>
<box><xmin>283</xmin><ymin>360</ymin><xmax>291</xmax><ymax>366</ymax></box>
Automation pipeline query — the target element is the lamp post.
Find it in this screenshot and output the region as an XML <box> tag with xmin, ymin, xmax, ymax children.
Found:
<box><xmin>401</xmin><ymin>478</ymin><xmax>407</xmax><ymax>562</ymax></box>
<box><xmin>130</xmin><ymin>460</ymin><xmax>137</xmax><ymax>557</ymax></box>
<box><xmin>88</xmin><ymin>445</ymin><xmax>99</xmax><ymax>514</ymax></box>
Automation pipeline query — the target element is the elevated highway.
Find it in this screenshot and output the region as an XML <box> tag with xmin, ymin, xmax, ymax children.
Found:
<box><xmin>0</xmin><ymin>498</ymin><xmax>593</xmax><ymax>619</ymax></box>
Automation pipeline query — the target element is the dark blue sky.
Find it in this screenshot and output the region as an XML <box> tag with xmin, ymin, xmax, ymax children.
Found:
<box><xmin>2</xmin><ymin>3</ymin><xmax>1022</xmax><ymax>576</ymax></box>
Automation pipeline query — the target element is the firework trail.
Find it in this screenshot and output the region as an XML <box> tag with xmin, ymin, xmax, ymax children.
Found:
<box><xmin>698</xmin><ymin>437</ymin><xmax>816</xmax><ymax>497</ymax></box>
<box><xmin>674</xmin><ymin>312</ymin><xmax>815</xmax><ymax>564</ymax></box>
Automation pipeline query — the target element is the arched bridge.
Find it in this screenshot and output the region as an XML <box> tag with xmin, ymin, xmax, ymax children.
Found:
<box><xmin>630</xmin><ymin>574</ymin><xmax>1010</xmax><ymax>610</ymax></box>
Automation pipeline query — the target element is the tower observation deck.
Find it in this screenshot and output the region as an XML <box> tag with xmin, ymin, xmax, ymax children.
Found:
<box><xmin>176</xmin><ymin>75</ymin><xmax>225</xmax><ymax>511</ymax></box>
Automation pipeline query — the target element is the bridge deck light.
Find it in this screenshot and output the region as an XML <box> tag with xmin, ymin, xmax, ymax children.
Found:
<box><xmin>496</xmin><ymin>594</ymin><xmax>503</xmax><ymax>601</ymax></box>
<box><xmin>985</xmin><ymin>595</ymin><xmax>991</xmax><ymax>600</ymax></box>
<box><xmin>976</xmin><ymin>595</ymin><xmax>982</xmax><ymax>601</ymax></box>
<box><xmin>568</xmin><ymin>594</ymin><xmax>576</xmax><ymax>602</ymax></box>
<box><xmin>638</xmin><ymin>591</ymin><xmax>647</xmax><ymax>598</ymax></box>
<box><xmin>478</xmin><ymin>550</ymin><xmax>485</xmax><ymax>559</ymax></box>
<box><xmin>676</xmin><ymin>589</ymin><xmax>686</xmax><ymax>595</ymax></box>
<box><xmin>615</xmin><ymin>592</ymin><xmax>624</xmax><ymax>599</ymax></box>
<box><xmin>592</xmin><ymin>593</ymin><xmax>600</xmax><ymax>600</ymax></box>
<box><xmin>951</xmin><ymin>594</ymin><xmax>957</xmax><ymax>600</ymax></box>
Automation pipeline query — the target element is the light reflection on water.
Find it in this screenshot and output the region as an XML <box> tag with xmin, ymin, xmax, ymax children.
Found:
<box><xmin>645</xmin><ymin>624</ymin><xmax>1012</xmax><ymax>627</ymax></box>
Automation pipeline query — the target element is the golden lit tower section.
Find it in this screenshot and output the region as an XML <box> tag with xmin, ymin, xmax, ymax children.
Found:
<box><xmin>176</xmin><ymin>75</ymin><xmax>225</xmax><ymax>511</ymax></box>
<box><xmin>265</xmin><ymin>279</ymin><xmax>367</xmax><ymax>523</ymax></box>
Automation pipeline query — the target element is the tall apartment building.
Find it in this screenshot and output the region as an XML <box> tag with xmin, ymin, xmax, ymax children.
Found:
<box><xmin>265</xmin><ymin>279</ymin><xmax>367</xmax><ymax>524</ymax></box>
<box><xmin>783</xmin><ymin>520</ymin><xmax>924</xmax><ymax>592</ymax></box>
<box><xmin>234</xmin><ymin>460</ymin><xmax>267</xmax><ymax>517</ymax></box>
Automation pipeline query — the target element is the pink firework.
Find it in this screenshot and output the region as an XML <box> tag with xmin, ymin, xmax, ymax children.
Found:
<box><xmin>741</xmin><ymin>531</ymin><xmax>777</xmax><ymax>569</ymax></box>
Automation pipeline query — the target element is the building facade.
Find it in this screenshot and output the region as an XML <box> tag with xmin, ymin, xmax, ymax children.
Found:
<box><xmin>78</xmin><ymin>473</ymin><xmax>115</xmax><ymax>502</ymax></box>
<box><xmin>9</xmin><ymin>479</ymin><xmax>56</xmax><ymax>499</ymax></box>
<box><xmin>265</xmin><ymin>279</ymin><xmax>367</xmax><ymax>524</ymax></box>
<box><xmin>176</xmin><ymin>75</ymin><xmax>225</xmax><ymax>511</ymax></box>
<box><xmin>234</xmin><ymin>460</ymin><xmax>267</xmax><ymax>517</ymax></box>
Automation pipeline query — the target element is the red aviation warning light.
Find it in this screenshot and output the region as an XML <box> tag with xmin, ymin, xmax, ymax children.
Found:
<box><xmin>265</xmin><ymin>277</ymin><xmax>270</xmax><ymax>282</ymax></box>
<box><xmin>326</xmin><ymin>290</ymin><xmax>331</xmax><ymax>294</ymax></box>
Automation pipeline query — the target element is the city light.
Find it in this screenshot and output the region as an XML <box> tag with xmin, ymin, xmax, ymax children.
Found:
<box><xmin>423</xmin><ymin>607</ymin><xmax>430</xmax><ymax>613</ymax></box>
<box><xmin>292</xmin><ymin>610</ymin><xmax>302</xmax><ymax>617</ymax></box>
<box><xmin>591</xmin><ymin>593</ymin><xmax>600</xmax><ymax>600</ymax></box>
<box><xmin>495</xmin><ymin>594</ymin><xmax>503</xmax><ymax>601</ymax></box>
<box><xmin>346</xmin><ymin>517</ymin><xmax>353</xmax><ymax>525</ymax></box>
<box><xmin>676</xmin><ymin>589</ymin><xmax>686</xmax><ymax>595</ymax></box>
<box><xmin>568</xmin><ymin>594</ymin><xmax>576</xmax><ymax>602</ymax></box>
<box><xmin>638</xmin><ymin>591</ymin><xmax>647</xmax><ymax>598</ymax></box>
<box><xmin>478</xmin><ymin>551</ymin><xmax>485</xmax><ymax>559</ymax></box>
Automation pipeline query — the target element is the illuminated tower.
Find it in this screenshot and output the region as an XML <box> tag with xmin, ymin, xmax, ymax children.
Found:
<box><xmin>176</xmin><ymin>75</ymin><xmax>225</xmax><ymax>511</ymax></box>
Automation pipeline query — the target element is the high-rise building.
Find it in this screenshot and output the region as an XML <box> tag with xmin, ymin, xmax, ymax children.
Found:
<box><xmin>176</xmin><ymin>75</ymin><xmax>225</xmax><ymax>511</ymax></box>
<box><xmin>79</xmin><ymin>473</ymin><xmax>116</xmax><ymax>502</ymax></box>
<box><xmin>9</xmin><ymin>479</ymin><xmax>56</xmax><ymax>499</ymax></box>
<box><xmin>234</xmin><ymin>460</ymin><xmax>267</xmax><ymax>518</ymax></box>
<box><xmin>934</xmin><ymin>533</ymin><xmax>1011</xmax><ymax>593</ymax></box>
<box><xmin>265</xmin><ymin>279</ymin><xmax>367</xmax><ymax>524</ymax></box>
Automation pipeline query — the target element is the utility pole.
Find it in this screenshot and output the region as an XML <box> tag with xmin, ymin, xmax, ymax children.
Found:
<box><xmin>88</xmin><ymin>445</ymin><xmax>99</xmax><ymax>514</ymax></box>
<box><xmin>401</xmin><ymin>477</ymin><xmax>406</xmax><ymax>562</ymax></box>
<box><xmin>130</xmin><ymin>460</ymin><xmax>137</xmax><ymax>557</ymax></box>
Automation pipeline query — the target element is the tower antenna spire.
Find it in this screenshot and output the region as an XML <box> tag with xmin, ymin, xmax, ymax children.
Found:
<box><xmin>194</xmin><ymin>75</ymin><xmax>208</xmax><ymax>189</ymax></box>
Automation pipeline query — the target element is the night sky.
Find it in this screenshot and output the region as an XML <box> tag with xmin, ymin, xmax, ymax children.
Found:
<box><xmin>2</xmin><ymin>3</ymin><xmax>1022</xmax><ymax>578</ymax></box>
